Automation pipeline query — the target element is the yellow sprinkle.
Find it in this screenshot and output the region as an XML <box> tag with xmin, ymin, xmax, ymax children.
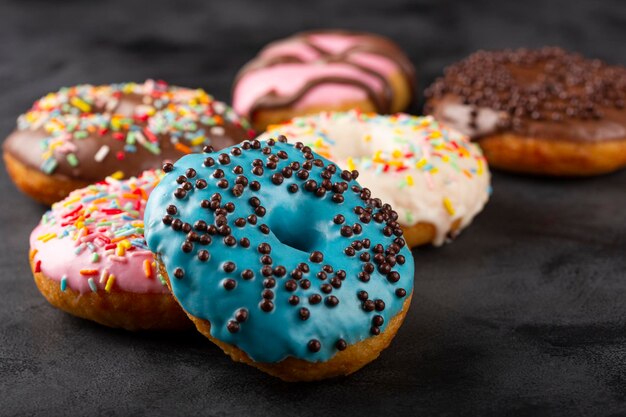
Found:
<box><xmin>430</xmin><ymin>131</ymin><xmax>442</xmax><ymax>139</ymax></box>
<box><xmin>392</xmin><ymin>149</ymin><xmax>403</xmax><ymax>159</ymax></box>
<box><xmin>105</xmin><ymin>275</ymin><xmax>116</xmax><ymax>292</ymax></box>
<box><xmin>314</xmin><ymin>138</ymin><xmax>324</xmax><ymax>148</ymax></box>
<box><xmin>347</xmin><ymin>157</ymin><xmax>356</xmax><ymax>172</ymax></box>
<box><xmin>62</xmin><ymin>197</ymin><xmax>81</xmax><ymax>207</ymax></box>
<box><xmin>190</xmin><ymin>135</ymin><xmax>206</xmax><ymax>146</ymax></box>
<box><xmin>110</xmin><ymin>171</ymin><xmax>124</xmax><ymax>180</ymax></box>
<box><xmin>415</xmin><ymin>158</ymin><xmax>427</xmax><ymax>169</ymax></box>
<box><xmin>363</xmin><ymin>134</ymin><xmax>372</xmax><ymax>142</ymax></box>
<box><xmin>443</xmin><ymin>197</ymin><xmax>455</xmax><ymax>216</ymax></box>
<box><xmin>37</xmin><ymin>233</ymin><xmax>55</xmax><ymax>242</ymax></box>
<box><xmin>406</xmin><ymin>175</ymin><xmax>414</xmax><ymax>186</ymax></box>
<box><xmin>41</xmin><ymin>233</ymin><xmax>57</xmax><ymax>242</ymax></box>
<box><xmin>477</xmin><ymin>159</ymin><xmax>484</xmax><ymax>175</ymax></box>
<box><xmin>120</xmin><ymin>240</ymin><xmax>131</xmax><ymax>249</ymax></box>
<box><xmin>116</xmin><ymin>244</ymin><xmax>125</xmax><ymax>256</ymax></box>
<box><xmin>70</xmin><ymin>97</ymin><xmax>91</xmax><ymax>112</ymax></box>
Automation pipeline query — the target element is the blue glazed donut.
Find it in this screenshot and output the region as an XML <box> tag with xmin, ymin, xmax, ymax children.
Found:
<box><xmin>144</xmin><ymin>137</ymin><xmax>414</xmax><ymax>380</ymax></box>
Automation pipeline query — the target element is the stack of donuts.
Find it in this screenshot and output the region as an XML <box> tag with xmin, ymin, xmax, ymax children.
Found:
<box><xmin>4</xmin><ymin>29</ymin><xmax>626</xmax><ymax>382</ymax></box>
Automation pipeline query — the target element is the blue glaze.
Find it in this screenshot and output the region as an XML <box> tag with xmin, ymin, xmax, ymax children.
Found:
<box><xmin>144</xmin><ymin>141</ymin><xmax>414</xmax><ymax>363</ymax></box>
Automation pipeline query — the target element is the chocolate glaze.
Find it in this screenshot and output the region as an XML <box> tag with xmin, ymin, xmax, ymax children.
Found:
<box><xmin>235</xmin><ymin>30</ymin><xmax>416</xmax><ymax>115</ymax></box>
<box><xmin>3</xmin><ymin>81</ymin><xmax>253</xmax><ymax>182</ymax></box>
<box><xmin>424</xmin><ymin>47</ymin><xmax>626</xmax><ymax>142</ymax></box>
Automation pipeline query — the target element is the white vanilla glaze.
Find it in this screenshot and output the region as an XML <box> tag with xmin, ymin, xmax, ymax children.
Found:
<box><xmin>259</xmin><ymin>111</ymin><xmax>491</xmax><ymax>246</ymax></box>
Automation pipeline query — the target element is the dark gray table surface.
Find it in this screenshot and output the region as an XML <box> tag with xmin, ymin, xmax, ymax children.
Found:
<box><xmin>1</xmin><ymin>0</ymin><xmax>626</xmax><ymax>416</ymax></box>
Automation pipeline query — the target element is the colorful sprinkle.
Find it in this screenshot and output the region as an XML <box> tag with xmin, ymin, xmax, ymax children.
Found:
<box><xmin>31</xmin><ymin>170</ymin><xmax>168</xmax><ymax>294</ymax></box>
<box><xmin>94</xmin><ymin>145</ymin><xmax>110</xmax><ymax>162</ymax></box>
<box><xmin>143</xmin><ymin>259</ymin><xmax>153</xmax><ymax>279</ymax></box>
<box><xmin>18</xmin><ymin>81</ymin><xmax>252</xmax><ymax>175</ymax></box>
<box><xmin>105</xmin><ymin>274</ymin><xmax>116</xmax><ymax>292</ymax></box>
<box><xmin>443</xmin><ymin>197</ymin><xmax>455</xmax><ymax>216</ymax></box>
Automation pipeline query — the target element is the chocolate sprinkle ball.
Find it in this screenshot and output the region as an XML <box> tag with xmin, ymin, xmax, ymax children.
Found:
<box><xmin>424</xmin><ymin>47</ymin><xmax>626</xmax><ymax>142</ymax></box>
<box><xmin>144</xmin><ymin>139</ymin><xmax>414</xmax><ymax>364</ymax></box>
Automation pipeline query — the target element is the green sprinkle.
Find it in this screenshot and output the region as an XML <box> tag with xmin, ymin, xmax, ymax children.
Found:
<box><xmin>73</xmin><ymin>131</ymin><xmax>89</xmax><ymax>139</ymax></box>
<box><xmin>60</xmin><ymin>276</ymin><xmax>67</xmax><ymax>291</ymax></box>
<box><xmin>157</xmin><ymin>273</ymin><xmax>167</xmax><ymax>286</ymax></box>
<box><xmin>141</xmin><ymin>141</ymin><xmax>161</xmax><ymax>155</ymax></box>
<box><xmin>66</xmin><ymin>153</ymin><xmax>79</xmax><ymax>167</ymax></box>
<box><xmin>91</xmin><ymin>253</ymin><xmax>100</xmax><ymax>263</ymax></box>
<box><xmin>88</xmin><ymin>278</ymin><xmax>97</xmax><ymax>293</ymax></box>
<box><xmin>41</xmin><ymin>158</ymin><xmax>58</xmax><ymax>174</ymax></box>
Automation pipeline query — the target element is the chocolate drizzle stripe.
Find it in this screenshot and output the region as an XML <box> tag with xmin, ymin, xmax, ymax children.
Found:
<box><xmin>250</xmin><ymin>76</ymin><xmax>389</xmax><ymax>115</ymax></box>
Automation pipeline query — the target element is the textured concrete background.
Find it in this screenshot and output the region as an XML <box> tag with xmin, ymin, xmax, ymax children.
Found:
<box><xmin>1</xmin><ymin>0</ymin><xmax>625</xmax><ymax>415</ymax></box>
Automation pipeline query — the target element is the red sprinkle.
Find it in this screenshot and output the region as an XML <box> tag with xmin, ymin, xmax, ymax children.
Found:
<box><xmin>34</xmin><ymin>260</ymin><xmax>42</xmax><ymax>273</ymax></box>
<box><xmin>101</xmin><ymin>209</ymin><xmax>123</xmax><ymax>215</ymax></box>
<box><xmin>144</xmin><ymin>128</ymin><xmax>158</xmax><ymax>143</ymax></box>
<box><xmin>62</xmin><ymin>204</ymin><xmax>83</xmax><ymax>218</ymax></box>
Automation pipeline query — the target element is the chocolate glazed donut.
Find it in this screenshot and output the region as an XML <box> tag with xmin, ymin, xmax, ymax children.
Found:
<box><xmin>233</xmin><ymin>30</ymin><xmax>416</xmax><ymax>130</ymax></box>
<box><xmin>3</xmin><ymin>80</ymin><xmax>254</xmax><ymax>204</ymax></box>
<box><xmin>424</xmin><ymin>47</ymin><xmax>626</xmax><ymax>176</ymax></box>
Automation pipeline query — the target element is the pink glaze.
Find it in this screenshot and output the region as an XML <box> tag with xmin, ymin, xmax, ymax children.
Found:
<box><xmin>234</xmin><ymin>63</ymin><xmax>386</xmax><ymax>115</ymax></box>
<box><xmin>233</xmin><ymin>32</ymin><xmax>403</xmax><ymax>116</ymax></box>
<box><xmin>30</xmin><ymin>170</ymin><xmax>168</xmax><ymax>294</ymax></box>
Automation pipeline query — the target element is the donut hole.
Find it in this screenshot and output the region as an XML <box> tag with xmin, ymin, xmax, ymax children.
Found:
<box><xmin>267</xmin><ymin>206</ymin><xmax>325</xmax><ymax>254</ymax></box>
<box><xmin>270</xmin><ymin>216</ymin><xmax>319</xmax><ymax>254</ymax></box>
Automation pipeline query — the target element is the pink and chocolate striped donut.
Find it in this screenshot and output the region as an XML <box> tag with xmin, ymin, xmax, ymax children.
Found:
<box><xmin>233</xmin><ymin>30</ymin><xmax>415</xmax><ymax>131</ymax></box>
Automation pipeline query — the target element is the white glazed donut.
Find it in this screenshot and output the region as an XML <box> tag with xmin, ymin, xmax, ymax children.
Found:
<box><xmin>259</xmin><ymin>111</ymin><xmax>491</xmax><ymax>247</ymax></box>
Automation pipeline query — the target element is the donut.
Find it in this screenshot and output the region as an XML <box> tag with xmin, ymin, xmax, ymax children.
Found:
<box><xmin>232</xmin><ymin>30</ymin><xmax>415</xmax><ymax>131</ymax></box>
<box><xmin>424</xmin><ymin>47</ymin><xmax>626</xmax><ymax>176</ymax></box>
<box><xmin>144</xmin><ymin>138</ymin><xmax>414</xmax><ymax>381</ymax></box>
<box><xmin>3</xmin><ymin>80</ymin><xmax>254</xmax><ymax>205</ymax></box>
<box><xmin>259</xmin><ymin>111</ymin><xmax>491</xmax><ymax>247</ymax></box>
<box><xmin>30</xmin><ymin>170</ymin><xmax>190</xmax><ymax>331</ymax></box>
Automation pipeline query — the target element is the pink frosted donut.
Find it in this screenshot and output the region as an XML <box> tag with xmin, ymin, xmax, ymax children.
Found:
<box><xmin>29</xmin><ymin>170</ymin><xmax>189</xmax><ymax>330</ymax></box>
<box><xmin>233</xmin><ymin>30</ymin><xmax>415</xmax><ymax>130</ymax></box>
